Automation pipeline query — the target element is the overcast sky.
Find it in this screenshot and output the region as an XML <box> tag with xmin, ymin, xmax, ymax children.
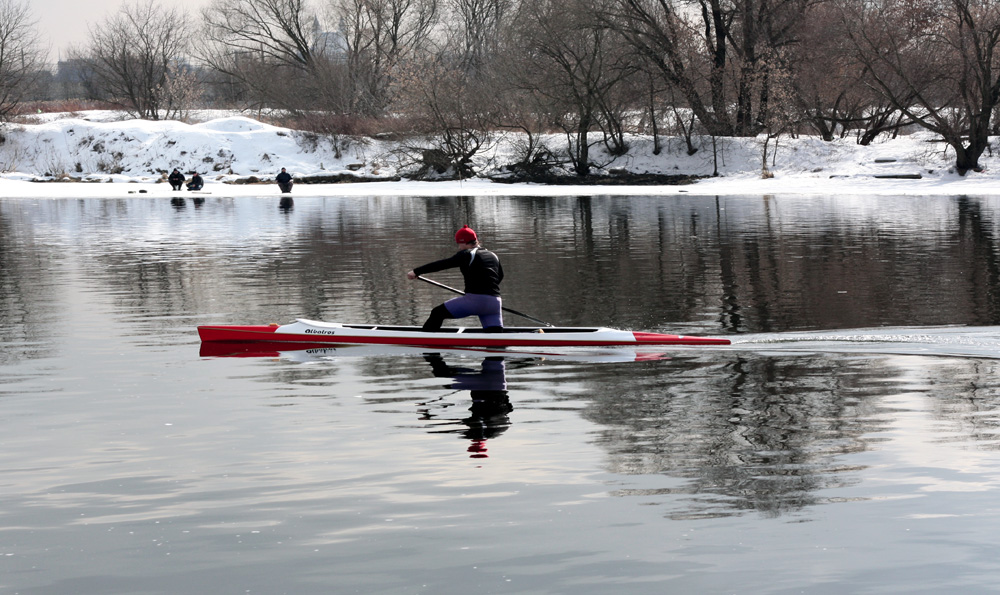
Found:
<box><xmin>33</xmin><ymin>0</ymin><xmax>210</xmax><ymax>63</ymax></box>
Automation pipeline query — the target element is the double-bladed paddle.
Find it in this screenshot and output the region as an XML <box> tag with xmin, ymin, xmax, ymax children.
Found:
<box><xmin>416</xmin><ymin>275</ymin><xmax>554</xmax><ymax>327</ymax></box>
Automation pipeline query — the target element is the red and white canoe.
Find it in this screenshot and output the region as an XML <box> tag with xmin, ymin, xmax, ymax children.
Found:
<box><xmin>197</xmin><ymin>319</ymin><xmax>730</xmax><ymax>348</ymax></box>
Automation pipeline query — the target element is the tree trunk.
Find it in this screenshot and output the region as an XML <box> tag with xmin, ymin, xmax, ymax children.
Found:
<box><xmin>953</xmin><ymin>134</ymin><xmax>989</xmax><ymax>175</ymax></box>
<box><xmin>575</xmin><ymin>124</ymin><xmax>591</xmax><ymax>177</ymax></box>
<box><xmin>814</xmin><ymin>115</ymin><xmax>835</xmax><ymax>142</ymax></box>
<box><xmin>648</xmin><ymin>78</ymin><xmax>661</xmax><ymax>154</ymax></box>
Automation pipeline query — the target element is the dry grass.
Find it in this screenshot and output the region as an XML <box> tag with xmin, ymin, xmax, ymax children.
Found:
<box><xmin>266</xmin><ymin>113</ymin><xmax>430</xmax><ymax>138</ymax></box>
<box><xmin>15</xmin><ymin>100</ymin><xmax>120</xmax><ymax>115</ymax></box>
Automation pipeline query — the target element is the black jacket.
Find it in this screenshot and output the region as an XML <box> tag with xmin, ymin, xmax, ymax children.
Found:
<box><xmin>414</xmin><ymin>248</ymin><xmax>503</xmax><ymax>296</ymax></box>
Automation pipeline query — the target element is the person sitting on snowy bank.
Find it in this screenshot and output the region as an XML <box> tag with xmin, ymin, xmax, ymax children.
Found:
<box><xmin>186</xmin><ymin>173</ymin><xmax>204</xmax><ymax>191</ymax></box>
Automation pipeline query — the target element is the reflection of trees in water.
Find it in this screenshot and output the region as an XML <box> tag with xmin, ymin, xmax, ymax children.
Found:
<box><xmin>239</xmin><ymin>345</ymin><xmax>1000</xmax><ymax>516</ymax></box>
<box><xmin>23</xmin><ymin>194</ymin><xmax>1000</xmax><ymax>335</ymax></box>
<box><xmin>955</xmin><ymin>196</ymin><xmax>1000</xmax><ymax>325</ymax></box>
<box><xmin>582</xmin><ymin>355</ymin><xmax>890</xmax><ymax>519</ymax></box>
<box><xmin>581</xmin><ymin>354</ymin><xmax>1000</xmax><ymax>519</ymax></box>
<box><xmin>902</xmin><ymin>358</ymin><xmax>1000</xmax><ymax>446</ymax></box>
<box><xmin>711</xmin><ymin>195</ymin><xmax>1000</xmax><ymax>331</ymax></box>
<box><xmin>0</xmin><ymin>209</ymin><xmax>59</xmax><ymax>363</ymax></box>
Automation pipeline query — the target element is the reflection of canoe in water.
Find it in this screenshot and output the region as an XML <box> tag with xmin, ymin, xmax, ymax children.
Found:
<box><xmin>198</xmin><ymin>340</ymin><xmax>675</xmax><ymax>362</ymax></box>
<box><xmin>197</xmin><ymin>319</ymin><xmax>731</xmax><ymax>348</ymax></box>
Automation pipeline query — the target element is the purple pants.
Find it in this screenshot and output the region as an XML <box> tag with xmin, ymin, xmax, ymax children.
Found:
<box><xmin>444</xmin><ymin>294</ymin><xmax>503</xmax><ymax>328</ymax></box>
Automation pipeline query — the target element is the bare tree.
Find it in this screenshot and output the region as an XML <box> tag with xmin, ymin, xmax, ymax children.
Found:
<box><xmin>386</xmin><ymin>0</ymin><xmax>515</xmax><ymax>177</ymax></box>
<box><xmin>755</xmin><ymin>49</ymin><xmax>799</xmax><ymax>177</ymax></box>
<box><xmin>786</xmin><ymin>1</ymin><xmax>857</xmax><ymax>140</ymax></box>
<box><xmin>445</xmin><ymin>0</ymin><xmax>512</xmax><ymax>75</ymax></box>
<box><xmin>791</xmin><ymin>4</ymin><xmax>917</xmax><ymax>146</ymax></box>
<box><xmin>0</xmin><ymin>0</ymin><xmax>45</xmax><ymax>122</ymax></box>
<box><xmin>200</xmin><ymin>0</ymin><xmax>336</xmax><ymax>111</ymax></box>
<box><xmin>842</xmin><ymin>0</ymin><xmax>1000</xmax><ymax>174</ymax></box>
<box><xmin>489</xmin><ymin>59</ymin><xmax>560</xmax><ymax>176</ymax></box>
<box><xmin>204</xmin><ymin>0</ymin><xmax>320</xmax><ymax>69</ymax></box>
<box><xmin>332</xmin><ymin>0</ymin><xmax>439</xmax><ymax>115</ymax></box>
<box><xmin>597</xmin><ymin>65</ymin><xmax>647</xmax><ymax>156</ymax></box>
<box><xmin>511</xmin><ymin>0</ymin><xmax>637</xmax><ymax>176</ymax></box>
<box><xmin>604</xmin><ymin>0</ymin><xmax>817</xmax><ymax>137</ymax></box>
<box><xmin>79</xmin><ymin>0</ymin><xmax>193</xmax><ymax>119</ymax></box>
<box><xmin>391</xmin><ymin>56</ymin><xmax>496</xmax><ymax>178</ymax></box>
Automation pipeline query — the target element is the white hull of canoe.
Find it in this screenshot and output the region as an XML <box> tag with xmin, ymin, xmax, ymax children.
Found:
<box><xmin>197</xmin><ymin>319</ymin><xmax>731</xmax><ymax>348</ymax></box>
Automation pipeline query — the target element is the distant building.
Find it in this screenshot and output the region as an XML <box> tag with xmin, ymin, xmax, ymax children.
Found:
<box><xmin>312</xmin><ymin>17</ymin><xmax>348</xmax><ymax>61</ymax></box>
<box><xmin>52</xmin><ymin>58</ymin><xmax>94</xmax><ymax>100</ymax></box>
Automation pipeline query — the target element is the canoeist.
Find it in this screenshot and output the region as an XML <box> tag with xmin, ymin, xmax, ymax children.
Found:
<box><xmin>406</xmin><ymin>225</ymin><xmax>504</xmax><ymax>332</ymax></box>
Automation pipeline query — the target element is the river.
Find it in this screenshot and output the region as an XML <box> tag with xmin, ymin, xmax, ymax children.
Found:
<box><xmin>3</xmin><ymin>193</ymin><xmax>1000</xmax><ymax>594</ymax></box>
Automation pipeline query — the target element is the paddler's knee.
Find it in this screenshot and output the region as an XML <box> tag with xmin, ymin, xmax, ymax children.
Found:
<box><xmin>422</xmin><ymin>304</ymin><xmax>454</xmax><ymax>331</ymax></box>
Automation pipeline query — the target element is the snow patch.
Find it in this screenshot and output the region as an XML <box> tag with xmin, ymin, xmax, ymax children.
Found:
<box><xmin>195</xmin><ymin>117</ymin><xmax>276</xmax><ymax>133</ymax></box>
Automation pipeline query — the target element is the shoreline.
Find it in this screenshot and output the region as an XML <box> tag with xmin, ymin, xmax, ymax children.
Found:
<box><xmin>3</xmin><ymin>171</ymin><xmax>1000</xmax><ymax>198</ymax></box>
<box><xmin>4</xmin><ymin>111</ymin><xmax>1000</xmax><ymax>198</ymax></box>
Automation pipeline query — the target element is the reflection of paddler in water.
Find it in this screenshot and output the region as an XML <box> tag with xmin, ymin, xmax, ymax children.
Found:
<box><xmin>421</xmin><ymin>355</ymin><xmax>512</xmax><ymax>458</ymax></box>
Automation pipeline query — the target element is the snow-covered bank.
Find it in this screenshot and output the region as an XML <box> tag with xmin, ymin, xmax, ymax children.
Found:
<box><xmin>2</xmin><ymin>110</ymin><xmax>1000</xmax><ymax>197</ymax></box>
<box><xmin>4</xmin><ymin>173</ymin><xmax>1000</xmax><ymax>199</ymax></box>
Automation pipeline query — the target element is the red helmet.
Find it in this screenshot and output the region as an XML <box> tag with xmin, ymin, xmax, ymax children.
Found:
<box><xmin>455</xmin><ymin>225</ymin><xmax>477</xmax><ymax>243</ymax></box>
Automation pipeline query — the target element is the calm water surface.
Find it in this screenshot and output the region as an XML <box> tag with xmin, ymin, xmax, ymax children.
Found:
<box><xmin>4</xmin><ymin>193</ymin><xmax>1000</xmax><ymax>594</ymax></box>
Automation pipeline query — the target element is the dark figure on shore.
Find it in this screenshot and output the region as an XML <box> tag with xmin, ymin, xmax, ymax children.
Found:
<box><xmin>276</xmin><ymin>168</ymin><xmax>293</xmax><ymax>193</ymax></box>
<box><xmin>186</xmin><ymin>173</ymin><xmax>204</xmax><ymax>191</ymax></box>
<box><xmin>406</xmin><ymin>225</ymin><xmax>504</xmax><ymax>332</ymax></box>
<box><xmin>168</xmin><ymin>169</ymin><xmax>184</xmax><ymax>191</ymax></box>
